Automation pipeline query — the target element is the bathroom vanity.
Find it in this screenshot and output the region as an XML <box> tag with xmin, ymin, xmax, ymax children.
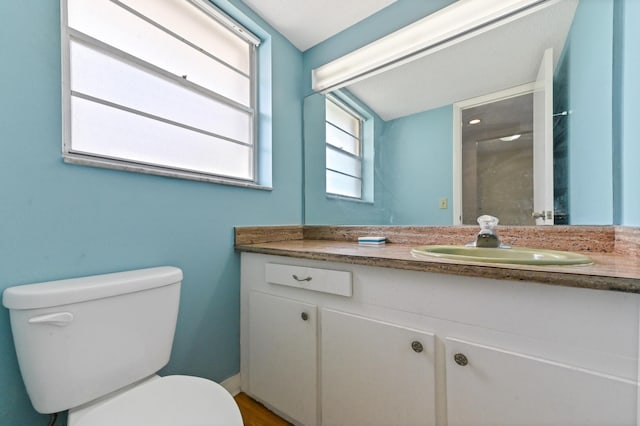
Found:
<box><xmin>237</xmin><ymin>226</ymin><xmax>640</xmax><ymax>426</ymax></box>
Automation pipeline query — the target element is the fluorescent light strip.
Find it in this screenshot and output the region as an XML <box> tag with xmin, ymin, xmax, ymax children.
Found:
<box><xmin>312</xmin><ymin>0</ymin><xmax>549</xmax><ymax>93</ymax></box>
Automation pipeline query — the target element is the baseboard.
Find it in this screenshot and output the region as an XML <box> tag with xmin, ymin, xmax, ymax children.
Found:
<box><xmin>221</xmin><ymin>373</ymin><xmax>241</xmax><ymax>396</ymax></box>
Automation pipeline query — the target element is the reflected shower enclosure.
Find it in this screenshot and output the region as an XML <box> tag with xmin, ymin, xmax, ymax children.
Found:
<box><xmin>461</xmin><ymin>93</ymin><xmax>535</xmax><ymax>225</ymax></box>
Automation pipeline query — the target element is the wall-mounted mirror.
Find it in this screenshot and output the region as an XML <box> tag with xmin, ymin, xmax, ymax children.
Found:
<box><xmin>304</xmin><ymin>0</ymin><xmax>616</xmax><ymax>226</ymax></box>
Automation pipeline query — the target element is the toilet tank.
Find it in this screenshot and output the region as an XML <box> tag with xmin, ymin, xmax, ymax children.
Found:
<box><xmin>2</xmin><ymin>267</ymin><xmax>183</xmax><ymax>414</ymax></box>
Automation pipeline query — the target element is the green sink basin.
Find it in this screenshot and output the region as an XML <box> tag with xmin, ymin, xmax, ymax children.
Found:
<box><xmin>411</xmin><ymin>245</ymin><xmax>592</xmax><ymax>266</ymax></box>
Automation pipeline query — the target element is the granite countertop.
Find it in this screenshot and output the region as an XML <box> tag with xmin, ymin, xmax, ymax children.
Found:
<box><xmin>235</xmin><ymin>225</ymin><xmax>640</xmax><ymax>294</ymax></box>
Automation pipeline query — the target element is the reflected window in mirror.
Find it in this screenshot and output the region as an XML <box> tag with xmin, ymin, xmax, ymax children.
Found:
<box><xmin>325</xmin><ymin>95</ymin><xmax>365</xmax><ymax>199</ymax></box>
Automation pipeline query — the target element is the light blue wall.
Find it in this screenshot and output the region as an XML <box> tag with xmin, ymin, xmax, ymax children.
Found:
<box><xmin>620</xmin><ymin>0</ymin><xmax>640</xmax><ymax>226</ymax></box>
<box><xmin>0</xmin><ymin>1</ymin><xmax>303</xmax><ymax>424</ymax></box>
<box><xmin>563</xmin><ymin>0</ymin><xmax>615</xmax><ymax>224</ymax></box>
<box><xmin>380</xmin><ymin>106</ymin><xmax>454</xmax><ymax>225</ymax></box>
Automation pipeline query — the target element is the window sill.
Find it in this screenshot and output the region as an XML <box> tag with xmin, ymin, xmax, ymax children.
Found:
<box><xmin>326</xmin><ymin>194</ymin><xmax>374</xmax><ymax>205</ymax></box>
<box><xmin>63</xmin><ymin>153</ymin><xmax>273</xmax><ymax>190</ymax></box>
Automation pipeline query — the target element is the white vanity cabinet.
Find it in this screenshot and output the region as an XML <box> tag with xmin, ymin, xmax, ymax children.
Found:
<box><xmin>321</xmin><ymin>309</ymin><xmax>437</xmax><ymax>426</ymax></box>
<box><xmin>445</xmin><ymin>337</ymin><xmax>637</xmax><ymax>425</ymax></box>
<box><xmin>240</xmin><ymin>252</ymin><xmax>640</xmax><ymax>426</ymax></box>
<box><xmin>248</xmin><ymin>291</ymin><xmax>318</xmax><ymax>426</ymax></box>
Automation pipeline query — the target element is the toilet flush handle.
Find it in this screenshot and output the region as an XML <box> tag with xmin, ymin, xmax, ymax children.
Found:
<box><xmin>28</xmin><ymin>312</ymin><xmax>74</xmax><ymax>327</ymax></box>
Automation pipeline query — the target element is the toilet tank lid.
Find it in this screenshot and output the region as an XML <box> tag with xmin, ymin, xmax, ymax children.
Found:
<box><xmin>2</xmin><ymin>267</ymin><xmax>183</xmax><ymax>310</ymax></box>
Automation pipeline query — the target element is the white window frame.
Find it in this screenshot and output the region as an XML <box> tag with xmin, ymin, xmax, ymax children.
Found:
<box><xmin>325</xmin><ymin>94</ymin><xmax>365</xmax><ymax>200</ymax></box>
<box><xmin>60</xmin><ymin>0</ymin><xmax>264</xmax><ymax>188</ymax></box>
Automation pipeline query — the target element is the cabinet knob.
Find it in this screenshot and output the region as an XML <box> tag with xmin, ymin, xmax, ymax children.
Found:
<box><xmin>454</xmin><ymin>353</ymin><xmax>469</xmax><ymax>366</ymax></box>
<box><xmin>301</xmin><ymin>312</ymin><xmax>309</xmax><ymax>321</ymax></box>
<box><xmin>411</xmin><ymin>341</ymin><xmax>424</xmax><ymax>353</ymax></box>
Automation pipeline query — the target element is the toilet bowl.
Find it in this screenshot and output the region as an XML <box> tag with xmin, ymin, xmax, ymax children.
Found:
<box><xmin>68</xmin><ymin>375</ymin><xmax>242</xmax><ymax>426</ymax></box>
<box><xmin>2</xmin><ymin>267</ymin><xmax>243</xmax><ymax>425</ymax></box>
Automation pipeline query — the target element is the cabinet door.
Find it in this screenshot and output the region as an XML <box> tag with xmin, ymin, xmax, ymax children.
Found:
<box><xmin>249</xmin><ymin>291</ymin><xmax>318</xmax><ymax>426</ymax></box>
<box><xmin>446</xmin><ymin>337</ymin><xmax>636</xmax><ymax>426</ymax></box>
<box><xmin>321</xmin><ymin>309</ymin><xmax>436</xmax><ymax>426</ymax></box>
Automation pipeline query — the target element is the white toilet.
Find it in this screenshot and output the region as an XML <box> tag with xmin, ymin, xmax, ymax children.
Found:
<box><xmin>2</xmin><ymin>267</ymin><xmax>243</xmax><ymax>425</ymax></box>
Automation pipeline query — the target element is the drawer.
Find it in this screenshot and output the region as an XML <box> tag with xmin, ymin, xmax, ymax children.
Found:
<box><xmin>265</xmin><ymin>263</ymin><xmax>352</xmax><ymax>297</ymax></box>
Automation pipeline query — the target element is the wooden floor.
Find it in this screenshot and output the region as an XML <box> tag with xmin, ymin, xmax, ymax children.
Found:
<box><xmin>235</xmin><ymin>392</ymin><xmax>292</xmax><ymax>426</ymax></box>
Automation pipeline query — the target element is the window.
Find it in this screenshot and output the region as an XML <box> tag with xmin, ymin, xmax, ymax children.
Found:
<box><xmin>61</xmin><ymin>0</ymin><xmax>260</xmax><ymax>184</ymax></box>
<box><xmin>325</xmin><ymin>96</ymin><xmax>364</xmax><ymax>199</ymax></box>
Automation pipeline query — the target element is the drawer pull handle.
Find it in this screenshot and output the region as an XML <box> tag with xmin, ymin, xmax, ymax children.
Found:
<box><xmin>292</xmin><ymin>274</ymin><xmax>312</xmax><ymax>282</ymax></box>
<box><xmin>301</xmin><ymin>312</ymin><xmax>309</xmax><ymax>321</ymax></box>
<box><xmin>454</xmin><ymin>353</ymin><xmax>469</xmax><ymax>366</ymax></box>
<box><xmin>411</xmin><ymin>341</ymin><xmax>424</xmax><ymax>353</ymax></box>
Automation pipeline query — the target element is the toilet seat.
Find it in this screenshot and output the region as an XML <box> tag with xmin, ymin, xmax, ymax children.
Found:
<box><xmin>68</xmin><ymin>375</ymin><xmax>243</xmax><ymax>426</ymax></box>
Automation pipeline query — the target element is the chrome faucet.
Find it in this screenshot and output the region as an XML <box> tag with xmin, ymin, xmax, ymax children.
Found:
<box><xmin>467</xmin><ymin>215</ymin><xmax>511</xmax><ymax>248</ymax></box>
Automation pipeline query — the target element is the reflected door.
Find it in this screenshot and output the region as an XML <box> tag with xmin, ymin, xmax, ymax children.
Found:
<box><xmin>533</xmin><ymin>47</ymin><xmax>555</xmax><ymax>225</ymax></box>
<box><xmin>459</xmin><ymin>47</ymin><xmax>555</xmax><ymax>226</ymax></box>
